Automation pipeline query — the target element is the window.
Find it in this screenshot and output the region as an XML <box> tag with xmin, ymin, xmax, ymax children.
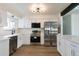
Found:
<box><xmin>3</xmin><ymin>17</ymin><xmax>15</xmax><ymax>30</ymax></box>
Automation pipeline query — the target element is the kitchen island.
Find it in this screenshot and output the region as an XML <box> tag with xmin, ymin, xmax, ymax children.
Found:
<box><xmin>0</xmin><ymin>37</ymin><xmax>9</xmax><ymax>56</ymax></box>
<box><xmin>0</xmin><ymin>34</ymin><xmax>18</xmax><ymax>56</ymax></box>
<box><xmin>57</xmin><ymin>34</ymin><xmax>79</xmax><ymax>56</ymax></box>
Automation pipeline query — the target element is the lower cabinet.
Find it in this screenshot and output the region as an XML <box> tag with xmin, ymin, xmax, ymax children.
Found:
<box><xmin>0</xmin><ymin>39</ymin><xmax>9</xmax><ymax>56</ymax></box>
<box><xmin>57</xmin><ymin>38</ymin><xmax>65</xmax><ymax>55</ymax></box>
<box><xmin>17</xmin><ymin>35</ymin><xmax>23</xmax><ymax>48</ymax></box>
<box><xmin>57</xmin><ymin>36</ymin><xmax>72</xmax><ymax>56</ymax></box>
<box><xmin>70</xmin><ymin>43</ymin><xmax>79</xmax><ymax>56</ymax></box>
<box><xmin>64</xmin><ymin>40</ymin><xmax>72</xmax><ymax>56</ymax></box>
<box><xmin>9</xmin><ymin>36</ymin><xmax>17</xmax><ymax>55</ymax></box>
<box><xmin>57</xmin><ymin>35</ymin><xmax>79</xmax><ymax>56</ymax></box>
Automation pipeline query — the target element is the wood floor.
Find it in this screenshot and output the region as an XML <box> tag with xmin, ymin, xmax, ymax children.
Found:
<box><xmin>12</xmin><ymin>45</ymin><xmax>60</xmax><ymax>56</ymax></box>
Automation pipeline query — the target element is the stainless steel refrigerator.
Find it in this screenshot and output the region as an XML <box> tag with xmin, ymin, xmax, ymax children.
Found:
<box><xmin>44</xmin><ymin>22</ymin><xmax>58</xmax><ymax>47</ymax></box>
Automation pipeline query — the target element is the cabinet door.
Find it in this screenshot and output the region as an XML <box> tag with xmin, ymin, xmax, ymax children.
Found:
<box><xmin>22</xmin><ymin>35</ymin><xmax>30</xmax><ymax>44</ymax></box>
<box><xmin>17</xmin><ymin>35</ymin><xmax>23</xmax><ymax>48</ymax></box>
<box><xmin>57</xmin><ymin>35</ymin><xmax>61</xmax><ymax>52</ymax></box>
<box><xmin>71</xmin><ymin>43</ymin><xmax>79</xmax><ymax>56</ymax></box>
<box><xmin>15</xmin><ymin>18</ymin><xmax>18</xmax><ymax>29</ymax></box>
<box><xmin>0</xmin><ymin>10</ymin><xmax>7</xmax><ymax>26</ymax></box>
<box><xmin>60</xmin><ymin>39</ymin><xmax>65</xmax><ymax>56</ymax></box>
<box><xmin>0</xmin><ymin>40</ymin><xmax>9</xmax><ymax>56</ymax></box>
<box><xmin>57</xmin><ymin>36</ymin><xmax>65</xmax><ymax>56</ymax></box>
<box><xmin>18</xmin><ymin>19</ymin><xmax>25</xmax><ymax>28</ymax></box>
<box><xmin>24</xmin><ymin>19</ymin><xmax>31</xmax><ymax>28</ymax></box>
<box><xmin>64</xmin><ymin>40</ymin><xmax>71</xmax><ymax>56</ymax></box>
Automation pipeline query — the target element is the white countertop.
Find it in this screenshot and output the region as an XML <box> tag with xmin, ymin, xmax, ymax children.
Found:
<box><xmin>4</xmin><ymin>34</ymin><xmax>18</xmax><ymax>38</ymax></box>
<box><xmin>0</xmin><ymin>34</ymin><xmax>18</xmax><ymax>41</ymax></box>
<box><xmin>57</xmin><ymin>34</ymin><xmax>79</xmax><ymax>44</ymax></box>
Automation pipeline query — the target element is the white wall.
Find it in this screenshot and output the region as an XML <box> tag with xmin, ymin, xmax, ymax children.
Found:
<box><xmin>60</xmin><ymin>16</ymin><xmax>63</xmax><ymax>35</ymax></box>
<box><xmin>63</xmin><ymin>15</ymin><xmax>72</xmax><ymax>35</ymax></box>
<box><xmin>62</xmin><ymin>14</ymin><xmax>79</xmax><ymax>36</ymax></box>
<box><xmin>71</xmin><ymin>14</ymin><xmax>79</xmax><ymax>36</ymax></box>
<box><xmin>18</xmin><ymin>14</ymin><xmax>60</xmax><ymax>45</ymax></box>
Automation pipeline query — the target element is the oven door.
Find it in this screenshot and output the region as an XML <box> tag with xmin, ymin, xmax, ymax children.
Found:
<box><xmin>31</xmin><ymin>36</ymin><xmax>40</xmax><ymax>43</ymax></box>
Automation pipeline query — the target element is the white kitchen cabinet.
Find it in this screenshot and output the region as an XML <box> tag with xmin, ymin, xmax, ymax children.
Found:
<box><xmin>64</xmin><ymin>40</ymin><xmax>71</xmax><ymax>56</ymax></box>
<box><xmin>22</xmin><ymin>34</ymin><xmax>30</xmax><ymax>45</ymax></box>
<box><xmin>57</xmin><ymin>35</ymin><xmax>62</xmax><ymax>53</ymax></box>
<box><xmin>17</xmin><ymin>35</ymin><xmax>23</xmax><ymax>48</ymax></box>
<box><xmin>24</xmin><ymin>19</ymin><xmax>31</xmax><ymax>28</ymax></box>
<box><xmin>57</xmin><ymin>35</ymin><xmax>65</xmax><ymax>56</ymax></box>
<box><xmin>13</xmin><ymin>17</ymin><xmax>18</xmax><ymax>29</ymax></box>
<box><xmin>0</xmin><ymin>10</ymin><xmax>7</xmax><ymax>26</ymax></box>
<box><xmin>59</xmin><ymin>39</ymin><xmax>65</xmax><ymax>56</ymax></box>
<box><xmin>17</xmin><ymin>34</ymin><xmax>30</xmax><ymax>48</ymax></box>
<box><xmin>57</xmin><ymin>36</ymin><xmax>71</xmax><ymax>56</ymax></box>
<box><xmin>70</xmin><ymin>42</ymin><xmax>79</xmax><ymax>56</ymax></box>
<box><xmin>18</xmin><ymin>19</ymin><xmax>31</xmax><ymax>28</ymax></box>
<box><xmin>18</xmin><ymin>19</ymin><xmax>25</xmax><ymax>28</ymax></box>
<box><xmin>0</xmin><ymin>39</ymin><xmax>9</xmax><ymax>56</ymax></box>
<box><xmin>57</xmin><ymin>35</ymin><xmax>79</xmax><ymax>56</ymax></box>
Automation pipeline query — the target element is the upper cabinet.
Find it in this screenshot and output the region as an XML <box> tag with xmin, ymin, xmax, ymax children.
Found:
<box><xmin>24</xmin><ymin>19</ymin><xmax>31</xmax><ymax>28</ymax></box>
<box><xmin>18</xmin><ymin>19</ymin><xmax>25</xmax><ymax>28</ymax></box>
<box><xmin>0</xmin><ymin>10</ymin><xmax>7</xmax><ymax>26</ymax></box>
<box><xmin>18</xmin><ymin>18</ymin><xmax>31</xmax><ymax>28</ymax></box>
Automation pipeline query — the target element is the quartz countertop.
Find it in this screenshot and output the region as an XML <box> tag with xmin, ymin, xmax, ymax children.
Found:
<box><xmin>0</xmin><ymin>34</ymin><xmax>18</xmax><ymax>41</ymax></box>
<box><xmin>57</xmin><ymin>34</ymin><xmax>79</xmax><ymax>44</ymax></box>
<box><xmin>4</xmin><ymin>34</ymin><xmax>18</xmax><ymax>38</ymax></box>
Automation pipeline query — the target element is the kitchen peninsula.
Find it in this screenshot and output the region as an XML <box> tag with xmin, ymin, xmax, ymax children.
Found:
<box><xmin>57</xmin><ymin>34</ymin><xmax>79</xmax><ymax>56</ymax></box>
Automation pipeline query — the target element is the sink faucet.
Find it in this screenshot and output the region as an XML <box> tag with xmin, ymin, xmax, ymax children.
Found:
<box><xmin>12</xmin><ymin>29</ymin><xmax>15</xmax><ymax>35</ymax></box>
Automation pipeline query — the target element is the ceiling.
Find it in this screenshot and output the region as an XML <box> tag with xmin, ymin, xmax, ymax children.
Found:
<box><xmin>0</xmin><ymin>3</ymin><xmax>70</xmax><ymax>17</ymax></box>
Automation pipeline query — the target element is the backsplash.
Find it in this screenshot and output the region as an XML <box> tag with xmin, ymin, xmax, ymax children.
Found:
<box><xmin>16</xmin><ymin>28</ymin><xmax>32</xmax><ymax>35</ymax></box>
<box><xmin>0</xmin><ymin>27</ymin><xmax>12</xmax><ymax>36</ymax></box>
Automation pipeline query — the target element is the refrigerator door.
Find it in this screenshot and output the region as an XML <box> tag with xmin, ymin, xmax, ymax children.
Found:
<box><xmin>44</xmin><ymin>22</ymin><xmax>58</xmax><ymax>46</ymax></box>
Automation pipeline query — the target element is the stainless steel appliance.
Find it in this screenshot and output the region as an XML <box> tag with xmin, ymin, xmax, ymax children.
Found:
<box><xmin>30</xmin><ymin>30</ymin><xmax>41</xmax><ymax>43</ymax></box>
<box><xmin>44</xmin><ymin>22</ymin><xmax>58</xmax><ymax>47</ymax></box>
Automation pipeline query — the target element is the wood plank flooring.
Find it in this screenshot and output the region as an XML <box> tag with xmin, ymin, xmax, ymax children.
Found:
<box><xmin>12</xmin><ymin>45</ymin><xmax>60</xmax><ymax>56</ymax></box>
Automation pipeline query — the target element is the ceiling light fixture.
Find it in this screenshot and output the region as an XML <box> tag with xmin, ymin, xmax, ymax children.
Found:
<box><xmin>31</xmin><ymin>4</ymin><xmax>46</xmax><ymax>13</ymax></box>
